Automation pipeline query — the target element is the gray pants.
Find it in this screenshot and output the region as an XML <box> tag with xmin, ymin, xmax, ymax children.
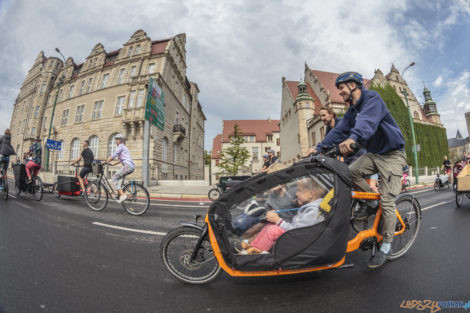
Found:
<box><xmin>349</xmin><ymin>150</ymin><xmax>406</xmax><ymax>243</ymax></box>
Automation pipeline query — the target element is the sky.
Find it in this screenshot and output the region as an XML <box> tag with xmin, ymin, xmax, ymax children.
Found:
<box><xmin>0</xmin><ymin>0</ymin><xmax>469</xmax><ymax>151</ymax></box>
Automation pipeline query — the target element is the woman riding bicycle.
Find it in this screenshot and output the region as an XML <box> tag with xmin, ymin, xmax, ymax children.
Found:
<box><xmin>105</xmin><ymin>134</ymin><xmax>135</xmax><ymax>203</ymax></box>
<box><xmin>0</xmin><ymin>129</ymin><xmax>16</xmax><ymax>188</ymax></box>
<box><xmin>25</xmin><ymin>136</ymin><xmax>42</xmax><ymax>184</ymax></box>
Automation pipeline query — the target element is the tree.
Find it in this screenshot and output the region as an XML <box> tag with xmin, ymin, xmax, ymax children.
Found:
<box><xmin>204</xmin><ymin>150</ymin><xmax>211</xmax><ymax>165</ymax></box>
<box><xmin>217</xmin><ymin>123</ymin><xmax>250</xmax><ymax>175</ymax></box>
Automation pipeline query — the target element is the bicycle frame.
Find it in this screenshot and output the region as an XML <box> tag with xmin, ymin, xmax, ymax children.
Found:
<box><xmin>200</xmin><ymin>191</ymin><xmax>408</xmax><ymax>277</ymax></box>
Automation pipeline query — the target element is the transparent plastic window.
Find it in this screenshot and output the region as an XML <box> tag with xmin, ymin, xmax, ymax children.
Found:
<box><xmin>229</xmin><ymin>173</ymin><xmax>335</xmax><ymax>254</ymax></box>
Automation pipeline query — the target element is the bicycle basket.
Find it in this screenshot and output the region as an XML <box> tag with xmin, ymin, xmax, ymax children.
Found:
<box><xmin>92</xmin><ymin>160</ymin><xmax>103</xmax><ymax>175</ymax></box>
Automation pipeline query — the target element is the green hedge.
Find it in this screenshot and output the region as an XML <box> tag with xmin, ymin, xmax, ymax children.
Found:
<box><xmin>369</xmin><ymin>84</ymin><xmax>449</xmax><ymax>168</ymax></box>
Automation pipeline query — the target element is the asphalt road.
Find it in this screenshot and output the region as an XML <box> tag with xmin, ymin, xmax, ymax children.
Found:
<box><xmin>0</xmin><ymin>183</ymin><xmax>468</xmax><ymax>313</ymax></box>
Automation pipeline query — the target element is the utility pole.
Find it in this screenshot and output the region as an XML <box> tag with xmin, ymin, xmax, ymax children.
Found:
<box><xmin>44</xmin><ymin>48</ymin><xmax>66</xmax><ymax>171</ymax></box>
<box><xmin>142</xmin><ymin>119</ymin><xmax>150</xmax><ymax>187</ymax></box>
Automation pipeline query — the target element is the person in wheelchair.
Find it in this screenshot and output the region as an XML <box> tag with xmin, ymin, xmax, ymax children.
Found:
<box><xmin>241</xmin><ymin>177</ymin><xmax>327</xmax><ymax>254</ymax></box>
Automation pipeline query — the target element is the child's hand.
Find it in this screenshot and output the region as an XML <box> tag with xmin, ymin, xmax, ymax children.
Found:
<box><xmin>266</xmin><ymin>211</ymin><xmax>281</xmax><ymax>224</ymax></box>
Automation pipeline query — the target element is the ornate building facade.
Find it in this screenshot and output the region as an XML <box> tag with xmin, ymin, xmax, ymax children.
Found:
<box><xmin>9</xmin><ymin>30</ymin><xmax>205</xmax><ymax>181</ymax></box>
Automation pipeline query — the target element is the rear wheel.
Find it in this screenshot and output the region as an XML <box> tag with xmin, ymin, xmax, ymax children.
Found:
<box><xmin>351</xmin><ymin>199</ymin><xmax>375</xmax><ymax>233</ymax></box>
<box><xmin>32</xmin><ymin>176</ymin><xmax>43</xmax><ymax>201</ymax></box>
<box><xmin>85</xmin><ymin>181</ymin><xmax>108</xmax><ymax>211</ymax></box>
<box><xmin>456</xmin><ymin>192</ymin><xmax>463</xmax><ymax>208</ymax></box>
<box><xmin>121</xmin><ymin>183</ymin><xmax>150</xmax><ymax>216</ymax></box>
<box><xmin>208</xmin><ymin>188</ymin><xmax>221</xmax><ymax>201</ymax></box>
<box><xmin>389</xmin><ymin>197</ymin><xmax>421</xmax><ymax>260</ymax></box>
<box><xmin>160</xmin><ymin>226</ymin><xmax>221</xmax><ymax>285</ymax></box>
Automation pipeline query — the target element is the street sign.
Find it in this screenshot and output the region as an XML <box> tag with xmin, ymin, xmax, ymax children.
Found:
<box><xmin>46</xmin><ymin>139</ymin><xmax>62</xmax><ymax>151</ymax></box>
<box><xmin>145</xmin><ymin>77</ymin><xmax>165</xmax><ymax>130</ymax></box>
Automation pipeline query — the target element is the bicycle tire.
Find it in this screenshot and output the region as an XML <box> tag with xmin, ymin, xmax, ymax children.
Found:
<box><xmin>85</xmin><ymin>181</ymin><xmax>108</xmax><ymax>211</ymax></box>
<box><xmin>456</xmin><ymin>192</ymin><xmax>463</xmax><ymax>208</ymax></box>
<box><xmin>208</xmin><ymin>188</ymin><xmax>221</xmax><ymax>201</ymax></box>
<box><xmin>389</xmin><ymin>197</ymin><xmax>421</xmax><ymax>260</ymax></box>
<box><xmin>1</xmin><ymin>177</ymin><xmax>8</xmax><ymax>200</ymax></box>
<box><xmin>53</xmin><ymin>183</ymin><xmax>61</xmax><ymax>199</ymax></box>
<box><xmin>160</xmin><ymin>226</ymin><xmax>221</xmax><ymax>285</ymax></box>
<box><xmin>433</xmin><ymin>181</ymin><xmax>439</xmax><ymax>191</ymax></box>
<box><xmin>33</xmin><ymin>176</ymin><xmax>43</xmax><ymax>201</ymax></box>
<box><xmin>350</xmin><ymin>199</ymin><xmax>375</xmax><ymax>233</ymax></box>
<box><xmin>121</xmin><ymin>183</ymin><xmax>150</xmax><ymax>216</ymax></box>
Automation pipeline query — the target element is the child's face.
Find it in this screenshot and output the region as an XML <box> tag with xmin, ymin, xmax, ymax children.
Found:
<box><xmin>296</xmin><ymin>182</ymin><xmax>316</xmax><ymax>206</ymax></box>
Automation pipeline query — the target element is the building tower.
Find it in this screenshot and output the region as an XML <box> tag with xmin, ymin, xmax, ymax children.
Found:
<box><xmin>294</xmin><ymin>80</ymin><xmax>315</xmax><ymax>156</ymax></box>
<box><xmin>422</xmin><ymin>83</ymin><xmax>441</xmax><ymax>125</ymax></box>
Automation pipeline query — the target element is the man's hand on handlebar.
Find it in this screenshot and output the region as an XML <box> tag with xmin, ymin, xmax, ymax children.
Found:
<box><xmin>305</xmin><ymin>147</ymin><xmax>317</xmax><ymax>157</ymax></box>
<box><xmin>339</xmin><ymin>138</ymin><xmax>356</xmax><ymax>155</ymax></box>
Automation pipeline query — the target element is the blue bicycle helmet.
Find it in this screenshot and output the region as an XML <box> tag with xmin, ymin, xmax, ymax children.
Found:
<box><xmin>335</xmin><ymin>72</ymin><xmax>363</xmax><ymax>88</ymax></box>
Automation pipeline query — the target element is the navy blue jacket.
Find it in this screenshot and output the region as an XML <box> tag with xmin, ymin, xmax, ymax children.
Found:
<box><xmin>316</xmin><ymin>87</ymin><xmax>405</xmax><ymax>154</ymax></box>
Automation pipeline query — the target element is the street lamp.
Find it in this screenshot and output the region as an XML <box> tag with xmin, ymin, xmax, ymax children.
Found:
<box><xmin>44</xmin><ymin>48</ymin><xmax>66</xmax><ymax>171</ymax></box>
<box><xmin>401</xmin><ymin>62</ymin><xmax>419</xmax><ymax>184</ymax></box>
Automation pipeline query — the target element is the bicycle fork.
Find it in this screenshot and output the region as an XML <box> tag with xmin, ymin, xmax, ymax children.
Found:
<box><xmin>190</xmin><ymin>224</ymin><xmax>209</xmax><ymax>262</ymax></box>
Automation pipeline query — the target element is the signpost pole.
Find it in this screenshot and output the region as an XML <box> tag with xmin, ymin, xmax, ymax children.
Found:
<box><xmin>142</xmin><ymin>120</ymin><xmax>150</xmax><ymax>187</ymax></box>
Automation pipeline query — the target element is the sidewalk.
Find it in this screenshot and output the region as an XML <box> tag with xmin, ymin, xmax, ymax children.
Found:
<box><xmin>149</xmin><ymin>185</ymin><xmax>211</xmax><ymax>201</ymax></box>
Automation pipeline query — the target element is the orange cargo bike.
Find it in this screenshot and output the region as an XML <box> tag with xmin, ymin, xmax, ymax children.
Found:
<box><xmin>160</xmin><ymin>147</ymin><xmax>422</xmax><ymax>284</ymax></box>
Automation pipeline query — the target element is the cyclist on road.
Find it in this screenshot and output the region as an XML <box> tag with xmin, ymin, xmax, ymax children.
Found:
<box><xmin>0</xmin><ymin>129</ymin><xmax>16</xmax><ymax>189</ymax></box>
<box><xmin>25</xmin><ymin>136</ymin><xmax>42</xmax><ymax>184</ymax></box>
<box><xmin>307</xmin><ymin>71</ymin><xmax>406</xmax><ymax>269</ymax></box>
<box><xmin>105</xmin><ymin>134</ymin><xmax>135</xmax><ymax>203</ymax></box>
<box><xmin>71</xmin><ymin>140</ymin><xmax>94</xmax><ymax>196</ymax></box>
<box><xmin>441</xmin><ymin>156</ymin><xmax>452</xmax><ymax>183</ymax></box>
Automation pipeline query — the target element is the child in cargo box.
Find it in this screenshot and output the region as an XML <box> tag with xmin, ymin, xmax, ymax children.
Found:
<box><xmin>242</xmin><ymin>177</ymin><xmax>327</xmax><ymax>254</ymax></box>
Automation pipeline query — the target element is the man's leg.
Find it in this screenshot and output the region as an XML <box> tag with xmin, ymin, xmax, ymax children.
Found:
<box><xmin>349</xmin><ymin>153</ymin><xmax>379</xmax><ymax>192</ymax></box>
<box><xmin>368</xmin><ymin>150</ymin><xmax>406</xmax><ymax>268</ymax></box>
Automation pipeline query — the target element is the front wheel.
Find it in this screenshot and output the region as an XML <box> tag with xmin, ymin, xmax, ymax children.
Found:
<box><xmin>433</xmin><ymin>180</ymin><xmax>440</xmax><ymax>191</ymax></box>
<box><xmin>32</xmin><ymin>176</ymin><xmax>43</xmax><ymax>201</ymax></box>
<box><xmin>121</xmin><ymin>183</ymin><xmax>150</xmax><ymax>216</ymax></box>
<box><xmin>389</xmin><ymin>197</ymin><xmax>421</xmax><ymax>260</ymax></box>
<box><xmin>85</xmin><ymin>181</ymin><xmax>108</xmax><ymax>211</ymax></box>
<box><xmin>453</xmin><ymin>182</ymin><xmax>457</xmax><ymax>192</ymax></box>
<box><xmin>456</xmin><ymin>192</ymin><xmax>463</xmax><ymax>208</ymax></box>
<box><xmin>160</xmin><ymin>226</ymin><xmax>221</xmax><ymax>285</ymax></box>
<box><xmin>208</xmin><ymin>188</ymin><xmax>221</xmax><ymax>201</ymax></box>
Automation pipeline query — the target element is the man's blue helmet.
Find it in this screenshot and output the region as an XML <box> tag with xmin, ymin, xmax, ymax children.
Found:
<box><xmin>335</xmin><ymin>72</ymin><xmax>363</xmax><ymax>88</ymax></box>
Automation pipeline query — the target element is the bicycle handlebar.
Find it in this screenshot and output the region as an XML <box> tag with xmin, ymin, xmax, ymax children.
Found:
<box><xmin>310</xmin><ymin>143</ymin><xmax>362</xmax><ymax>158</ymax></box>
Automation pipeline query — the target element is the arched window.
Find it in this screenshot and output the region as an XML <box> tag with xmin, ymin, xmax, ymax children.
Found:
<box><xmin>108</xmin><ymin>134</ymin><xmax>117</xmax><ymax>157</ymax></box>
<box><xmin>89</xmin><ymin>135</ymin><xmax>99</xmax><ymax>157</ymax></box>
<box><xmin>70</xmin><ymin>138</ymin><xmax>80</xmax><ymax>159</ymax></box>
<box><xmin>413</xmin><ymin>111</ymin><xmax>420</xmax><ymax>120</ymax></box>
<box><xmin>57</xmin><ymin>141</ymin><xmax>65</xmax><ymax>160</ymax></box>
<box><xmin>162</xmin><ymin>137</ymin><xmax>168</xmax><ymax>161</ymax></box>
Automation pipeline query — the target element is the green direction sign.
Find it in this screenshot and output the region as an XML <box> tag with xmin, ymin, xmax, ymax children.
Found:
<box><xmin>145</xmin><ymin>78</ymin><xmax>165</xmax><ymax>130</ymax></box>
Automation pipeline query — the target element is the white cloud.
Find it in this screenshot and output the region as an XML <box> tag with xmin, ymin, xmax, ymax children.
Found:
<box><xmin>433</xmin><ymin>75</ymin><xmax>443</xmax><ymax>87</ymax></box>
<box><xmin>0</xmin><ymin>0</ymin><xmax>467</xmax><ymax>150</ymax></box>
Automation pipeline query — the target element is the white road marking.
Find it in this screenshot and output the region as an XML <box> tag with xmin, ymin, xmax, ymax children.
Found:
<box><xmin>8</xmin><ymin>194</ymin><xmax>16</xmax><ymax>198</ymax></box>
<box><xmin>410</xmin><ymin>188</ymin><xmax>434</xmax><ymax>194</ymax></box>
<box><xmin>150</xmin><ymin>202</ymin><xmax>208</xmax><ymax>208</ymax></box>
<box><xmin>92</xmin><ymin>221</ymin><xmax>166</xmax><ymax>236</ymax></box>
<box><xmin>421</xmin><ymin>201</ymin><xmax>452</xmax><ymax>211</ymax></box>
<box><xmin>15</xmin><ymin>202</ymin><xmax>32</xmax><ymax>209</ymax></box>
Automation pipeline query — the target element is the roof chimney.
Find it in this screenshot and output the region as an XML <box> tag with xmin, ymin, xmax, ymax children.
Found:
<box><xmin>268</xmin><ymin>117</ymin><xmax>271</xmax><ymax>123</ymax></box>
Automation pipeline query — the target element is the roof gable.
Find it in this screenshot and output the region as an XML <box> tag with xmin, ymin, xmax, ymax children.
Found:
<box><xmin>222</xmin><ymin>120</ymin><xmax>280</xmax><ymax>143</ymax></box>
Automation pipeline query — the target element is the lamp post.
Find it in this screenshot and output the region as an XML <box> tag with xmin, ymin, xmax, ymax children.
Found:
<box><xmin>44</xmin><ymin>48</ymin><xmax>66</xmax><ymax>171</ymax></box>
<box><xmin>401</xmin><ymin>62</ymin><xmax>419</xmax><ymax>184</ymax></box>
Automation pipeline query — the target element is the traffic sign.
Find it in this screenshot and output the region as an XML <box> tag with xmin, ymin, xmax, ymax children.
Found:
<box><xmin>46</xmin><ymin>139</ymin><xmax>62</xmax><ymax>151</ymax></box>
<box><xmin>145</xmin><ymin>77</ymin><xmax>165</xmax><ymax>130</ymax></box>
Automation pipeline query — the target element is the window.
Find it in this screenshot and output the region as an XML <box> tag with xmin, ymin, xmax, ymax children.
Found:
<box><xmin>267</xmin><ymin>135</ymin><xmax>273</xmax><ymax>142</ymax></box>
<box><xmin>43</xmin><ymin>116</ymin><xmax>48</xmax><ymax>131</ymax></box>
<box><xmin>86</xmin><ymin>78</ymin><xmax>93</xmax><ymax>93</ymax></box>
<box><xmin>79</xmin><ymin>80</ymin><xmax>85</xmax><ymax>95</ymax></box>
<box><xmin>247</xmin><ymin>136</ymin><xmax>255</xmax><ymax>142</ymax></box>
<box><xmin>31</xmin><ymin>127</ymin><xmax>36</xmax><ymax>135</ymax></box>
<box><xmin>115</xmin><ymin>96</ymin><xmax>125</xmax><ymax>115</ymax></box>
<box><xmin>89</xmin><ymin>135</ymin><xmax>99</xmax><ymax>157</ymax></box>
<box><xmin>40</xmin><ymin>84</ymin><xmax>46</xmax><ymax>94</ymax></box>
<box><xmin>61</xmin><ymin>109</ymin><xmax>69</xmax><ymax>126</ymax></box>
<box><xmin>71</xmin><ymin>138</ymin><xmax>80</xmax><ymax>159</ymax></box>
<box><xmin>108</xmin><ymin>134</ymin><xmax>117</xmax><ymax>156</ymax></box>
<box><xmin>117</xmin><ymin>68</ymin><xmax>125</xmax><ymax>84</ymax></box>
<box><xmin>128</xmin><ymin>90</ymin><xmax>136</xmax><ymax>108</ymax></box>
<box><xmin>68</xmin><ymin>85</ymin><xmax>74</xmax><ymax>98</ymax></box>
<box><xmin>162</xmin><ymin>137</ymin><xmax>168</xmax><ymax>161</ymax></box>
<box><xmin>320</xmin><ymin>126</ymin><xmax>325</xmax><ymax>140</ymax></box>
<box><xmin>252</xmin><ymin>147</ymin><xmax>259</xmax><ymax>161</ymax></box>
<box><xmin>312</xmin><ymin>132</ymin><xmax>316</xmax><ymax>146</ymax></box>
<box><xmin>34</xmin><ymin>106</ymin><xmax>40</xmax><ymax>118</ymax></box>
<box><xmin>136</xmin><ymin>89</ymin><xmax>144</xmax><ymax>107</ymax></box>
<box><xmin>305</xmin><ymin>102</ymin><xmax>309</xmax><ymax>108</ymax></box>
<box><xmin>127</xmin><ymin>46</ymin><xmax>133</xmax><ymax>57</ymax></box>
<box><xmin>148</xmin><ymin>63</ymin><xmax>155</xmax><ymax>74</ymax></box>
<box><xmin>276</xmin><ymin>138</ymin><xmax>280</xmax><ymax>146</ymax></box>
<box><xmin>93</xmin><ymin>100</ymin><xmax>103</xmax><ymax>119</ymax></box>
<box><xmin>130</xmin><ymin>65</ymin><xmax>136</xmax><ymax>77</ymax></box>
<box><xmin>75</xmin><ymin>104</ymin><xmax>85</xmax><ymax>122</ymax></box>
<box><xmin>264</xmin><ymin>147</ymin><xmax>271</xmax><ymax>152</ymax></box>
<box><xmin>134</xmin><ymin>45</ymin><xmax>140</xmax><ymax>55</ymax></box>
<box><xmin>100</xmin><ymin>73</ymin><xmax>109</xmax><ymax>88</ymax></box>
<box><xmin>413</xmin><ymin>111</ymin><xmax>420</xmax><ymax>119</ymax></box>
<box><xmin>58</xmin><ymin>141</ymin><xmax>65</xmax><ymax>160</ymax></box>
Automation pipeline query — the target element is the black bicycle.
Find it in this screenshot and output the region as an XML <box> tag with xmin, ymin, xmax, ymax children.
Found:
<box><xmin>85</xmin><ymin>162</ymin><xmax>150</xmax><ymax>216</ymax></box>
<box><xmin>12</xmin><ymin>162</ymin><xmax>43</xmax><ymax>201</ymax></box>
<box><xmin>0</xmin><ymin>159</ymin><xmax>8</xmax><ymax>200</ymax></box>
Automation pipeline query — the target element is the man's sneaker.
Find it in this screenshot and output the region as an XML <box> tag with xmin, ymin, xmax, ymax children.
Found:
<box><xmin>354</xmin><ymin>200</ymin><xmax>379</xmax><ymax>220</ymax></box>
<box><xmin>117</xmin><ymin>194</ymin><xmax>127</xmax><ymax>203</ymax></box>
<box><xmin>368</xmin><ymin>250</ymin><xmax>390</xmax><ymax>269</ymax></box>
